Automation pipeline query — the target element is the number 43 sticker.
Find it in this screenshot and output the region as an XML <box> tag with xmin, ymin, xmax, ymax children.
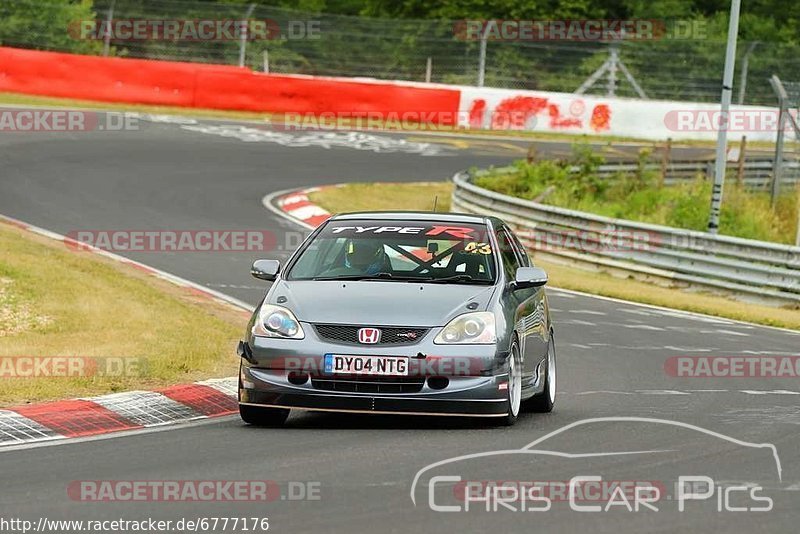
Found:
<box><xmin>465</xmin><ymin>242</ymin><xmax>492</xmax><ymax>254</ymax></box>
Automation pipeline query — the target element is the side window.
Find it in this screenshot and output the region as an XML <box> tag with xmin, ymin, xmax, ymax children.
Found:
<box><xmin>495</xmin><ymin>227</ymin><xmax>521</xmax><ymax>279</ymax></box>
<box><xmin>507</xmin><ymin>229</ymin><xmax>531</xmax><ymax>267</ymax></box>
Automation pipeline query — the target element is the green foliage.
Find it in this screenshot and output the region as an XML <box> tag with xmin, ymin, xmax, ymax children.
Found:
<box><xmin>476</xmin><ymin>151</ymin><xmax>800</xmax><ymax>245</ymax></box>
<box><xmin>0</xmin><ymin>0</ymin><xmax>797</xmax><ymax>103</ymax></box>
<box><xmin>0</xmin><ymin>0</ymin><xmax>102</xmax><ymax>55</ymax></box>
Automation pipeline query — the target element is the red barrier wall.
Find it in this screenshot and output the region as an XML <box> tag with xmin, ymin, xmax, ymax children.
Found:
<box><xmin>0</xmin><ymin>47</ymin><xmax>460</xmax><ymax>124</ymax></box>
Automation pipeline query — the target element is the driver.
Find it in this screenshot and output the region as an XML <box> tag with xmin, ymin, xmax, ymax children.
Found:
<box><xmin>345</xmin><ymin>239</ymin><xmax>388</xmax><ymax>274</ymax></box>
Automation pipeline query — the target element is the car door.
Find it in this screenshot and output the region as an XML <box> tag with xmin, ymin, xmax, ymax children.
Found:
<box><xmin>495</xmin><ymin>226</ymin><xmax>536</xmax><ymax>386</ymax></box>
<box><xmin>500</xmin><ymin>226</ymin><xmax>548</xmax><ymax>387</ymax></box>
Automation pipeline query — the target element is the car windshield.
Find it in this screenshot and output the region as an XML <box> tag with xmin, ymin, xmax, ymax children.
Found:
<box><xmin>286</xmin><ymin>219</ymin><xmax>496</xmax><ymax>284</ymax></box>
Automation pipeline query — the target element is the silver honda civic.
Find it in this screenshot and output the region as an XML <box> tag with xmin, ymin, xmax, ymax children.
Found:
<box><xmin>237</xmin><ymin>212</ymin><xmax>556</xmax><ymax>426</ymax></box>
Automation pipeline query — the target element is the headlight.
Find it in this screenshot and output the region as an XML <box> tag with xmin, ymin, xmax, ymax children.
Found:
<box><xmin>434</xmin><ymin>312</ymin><xmax>496</xmax><ymax>344</ymax></box>
<box><xmin>252</xmin><ymin>304</ymin><xmax>305</xmax><ymax>339</ymax></box>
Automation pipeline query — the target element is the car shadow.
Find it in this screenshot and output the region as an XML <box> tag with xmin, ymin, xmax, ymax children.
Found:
<box><xmin>242</xmin><ymin>410</ymin><xmax>518</xmax><ymax>430</ymax></box>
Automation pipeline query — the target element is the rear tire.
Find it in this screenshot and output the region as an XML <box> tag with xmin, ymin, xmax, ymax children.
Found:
<box><xmin>523</xmin><ymin>333</ymin><xmax>556</xmax><ymax>413</ymax></box>
<box><xmin>239</xmin><ymin>404</ymin><xmax>290</xmax><ymax>427</ymax></box>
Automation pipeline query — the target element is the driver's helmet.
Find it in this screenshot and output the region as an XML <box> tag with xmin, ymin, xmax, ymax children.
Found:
<box><xmin>345</xmin><ymin>240</ymin><xmax>386</xmax><ymax>273</ymax></box>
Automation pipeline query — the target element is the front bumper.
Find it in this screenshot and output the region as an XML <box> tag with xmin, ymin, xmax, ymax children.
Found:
<box><xmin>238</xmin><ymin>325</ymin><xmax>510</xmax><ymax>417</ymax></box>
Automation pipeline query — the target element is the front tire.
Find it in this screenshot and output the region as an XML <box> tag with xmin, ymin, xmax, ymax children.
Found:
<box><xmin>239</xmin><ymin>404</ymin><xmax>290</xmax><ymax>427</ymax></box>
<box><xmin>501</xmin><ymin>340</ymin><xmax>522</xmax><ymax>426</ymax></box>
<box><xmin>523</xmin><ymin>333</ymin><xmax>556</xmax><ymax>413</ymax></box>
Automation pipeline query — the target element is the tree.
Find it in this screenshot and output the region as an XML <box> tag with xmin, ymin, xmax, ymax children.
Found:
<box><xmin>0</xmin><ymin>0</ymin><xmax>102</xmax><ymax>54</ymax></box>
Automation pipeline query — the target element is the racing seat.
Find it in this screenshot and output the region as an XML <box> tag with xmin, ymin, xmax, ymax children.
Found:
<box><xmin>450</xmin><ymin>251</ymin><xmax>489</xmax><ymax>280</ymax></box>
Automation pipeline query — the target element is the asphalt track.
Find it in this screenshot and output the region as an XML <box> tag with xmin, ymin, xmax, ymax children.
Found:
<box><xmin>1</xmin><ymin>110</ymin><xmax>800</xmax><ymax>533</ymax></box>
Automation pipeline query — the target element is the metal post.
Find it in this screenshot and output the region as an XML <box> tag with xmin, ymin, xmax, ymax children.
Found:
<box><xmin>769</xmin><ymin>75</ymin><xmax>789</xmax><ymax>206</ymax></box>
<box><xmin>576</xmin><ymin>36</ymin><xmax>646</xmax><ymax>98</ymax></box>
<box><xmin>102</xmin><ymin>0</ymin><xmax>115</xmax><ymax>57</ymax></box>
<box><xmin>736</xmin><ymin>135</ymin><xmax>747</xmax><ymax>186</ymax></box>
<box><xmin>660</xmin><ymin>137</ymin><xmax>672</xmax><ymax>186</ymax></box>
<box><xmin>477</xmin><ymin>26</ymin><xmax>488</xmax><ymax>87</ymax></box>
<box><xmin>527</xmin><ymin>144</ymin><xmax>537</xmax><ymax>164</ymax></box>
<box><xmin>425</xmin><ymin>57</ymin><xmax>432</xmax><ymax>83</ymax></box>
<box><xmin>707</xmin><ymin>0</ymin><xmax>742</xmax><ymax>234</ymax></box>
<box><xmin>263</xmin><ymin>50</ymin><xmax>270</xmax><ymax>73</ymax></box>
<box><xmin>737</xmin><ymin>42</ymin><xmax>758</xmax><ymax>105</ymax></box>
<box><xmin>618</xmin><ymin>59</ymin><xmax>648</xmax><ymax>99</ymax></box>
<box><xmin>771</xmin><ymin>104</ymin><xmax>786</xmax><ymax>206</ymax></box>
<box><xmin>575</xmin><ymin>62</ymin><xmax>608</xmax><ymax>95</ymax></box>
<box><xmin>607</xmin><ymin>44</ymin><xmax>619</xmax><ymax>97</ymax></box>
<box><xmin>238</xmin><ymin>4</ymin><xmax>256</xmax><ymax>68</ymax></box>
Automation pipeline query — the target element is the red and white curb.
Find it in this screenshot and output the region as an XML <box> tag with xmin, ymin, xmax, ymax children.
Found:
<box><xmin>263</xmin><ymin>186</ymin><xmax>333</xmax><ymax>230</ymax></box>
<box><xmin>0</xmin><ymin>378</ymin><xmax>237</xmax><ymax>446</ymax></box>
<box><xmin>0</xmin><ymin>214</ymin><xmax>250</xmax><ymax>448</ymax></box>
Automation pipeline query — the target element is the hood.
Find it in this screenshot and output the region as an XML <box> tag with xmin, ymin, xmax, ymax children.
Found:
<box><xmin>268</xmin><ymin>280</ymin><xmax>496</xmax><ymax>327</ymax></box>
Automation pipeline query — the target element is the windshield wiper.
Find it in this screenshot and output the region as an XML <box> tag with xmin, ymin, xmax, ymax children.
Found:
<box><xmin>310</xmin><ymin>272</ymin><xmax>490</xmax><ymax>284</ymax></box>
<box><xmin>421</xmin><ymin>274</ymin><xmax>493</xmax><ymax>284</ymax></box>
<box><xmin>311</xmin><ymin>272</ymin><xmax>396</xmax><ymax>281</ymax></box>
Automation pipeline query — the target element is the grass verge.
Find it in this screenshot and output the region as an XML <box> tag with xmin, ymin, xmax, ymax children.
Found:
<box><xmin>474</xmin><ymin>149</ymin><xmax>800</xmax><ymax>244</ymax></box>
<box><xmin>0</xmin><ymin>222</ymin><xmax>244</xmax><ymax>406</ymax></box>
<box><xmin>309</xmin><ymin>182</ymin><xmax>452</xmax><ymax>214</ymax></box>
<box><xmin>309</xmin><ymin>181</ymin><xmax>800</xmax><ymax>330</ymax></box>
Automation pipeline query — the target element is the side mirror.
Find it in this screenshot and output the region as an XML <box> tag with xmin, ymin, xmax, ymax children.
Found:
<box><xmin>251</xmin><ymin>259</ymin><xmax>280</xmax><ymax>281</ymax></box>
<box><xmin>512</xmin><ymin>266</ymin><xmax>548</xmax><ymax>289</ymax></box>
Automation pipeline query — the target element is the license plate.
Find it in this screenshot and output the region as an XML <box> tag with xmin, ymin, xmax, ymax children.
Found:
<box><xmin>324</xmin><ymin>354</ymin><xmax>409</xmax><ymax>376</ymax></box>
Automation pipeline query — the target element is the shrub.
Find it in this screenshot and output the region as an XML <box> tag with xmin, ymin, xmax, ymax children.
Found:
<box><xmin>475</xmin><ymin>150</ymin><xmax>799</xmax><ymax>245</ymax></box>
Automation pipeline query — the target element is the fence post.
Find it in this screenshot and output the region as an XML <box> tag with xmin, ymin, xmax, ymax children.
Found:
<box><xmin>737</xmin><ymin>42</ymin><xmax>759</xmax><ymax>105</ymax></box>
<box><xmin>238</xmin><ymin>4</ymin><xmax>256</xmax><ymax>68</ymax></box>
<box><xmin>771</xmin><ymin>101</ymin><xmax>786</xmax><ymax>207</ymax></box>
<box><xmin>477</xmin><ymin>26</ymin><xmax>488</xmax><ymax>87</ymax></box>
<box><xmin>736</xmin><ymin>135</ymin><xmax>747</xmax><ymax>186</ymax></box>
<box><xmin>263</xmin><ymin>50</ymin><xmax>270</xmax><ymax>73</ymax></box>
<box><xmin>102</xmin><ymin>0</ymin><xmax>115</xmax><ymax>57</ymax></box>
<box><xmin>606</xmin><ymin>43</ymin><xmax>619</xmax><ymax>97</ymax></box>
<box><xmin>769</xmin><ymin>74</ymin><xmax>791</xmax><ymax>207</ymax></box>
<box><xmin>527</xmin><ymin>144</ymin><xmax>537</xmax><ymax>164</ymax></box>
<box><xmin>660</xmin><ymin>137</ymin><xmax>671</xmax><ymax>186</ymax></box>
<box><xmin>425</xmin><ymin>57</ymin><xmax>432</xmax><ymax>83</ymax></box>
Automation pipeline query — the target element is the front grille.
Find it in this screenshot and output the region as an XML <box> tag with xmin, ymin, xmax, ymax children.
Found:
<box><xmin>314</xmin><ymin>324</ymin><xmax>428</xmax><ymax>345</ymax></box>
<box><xmin>311</xmin><ymin>375</ymin><xmax>426</xmax><ymax>394</ymax></box>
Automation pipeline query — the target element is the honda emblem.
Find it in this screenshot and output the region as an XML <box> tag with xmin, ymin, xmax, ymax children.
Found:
<box><xmin>358</xmin><ymin>327</ymin><xmax>381</xmax><ymax>344</ymax></box>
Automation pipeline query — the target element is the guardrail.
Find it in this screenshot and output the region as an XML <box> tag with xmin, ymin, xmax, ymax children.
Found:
<box><xmin>451</xmin><ymin>170</ymin><xmax>800</xmax><ymax>305</ymax></box>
